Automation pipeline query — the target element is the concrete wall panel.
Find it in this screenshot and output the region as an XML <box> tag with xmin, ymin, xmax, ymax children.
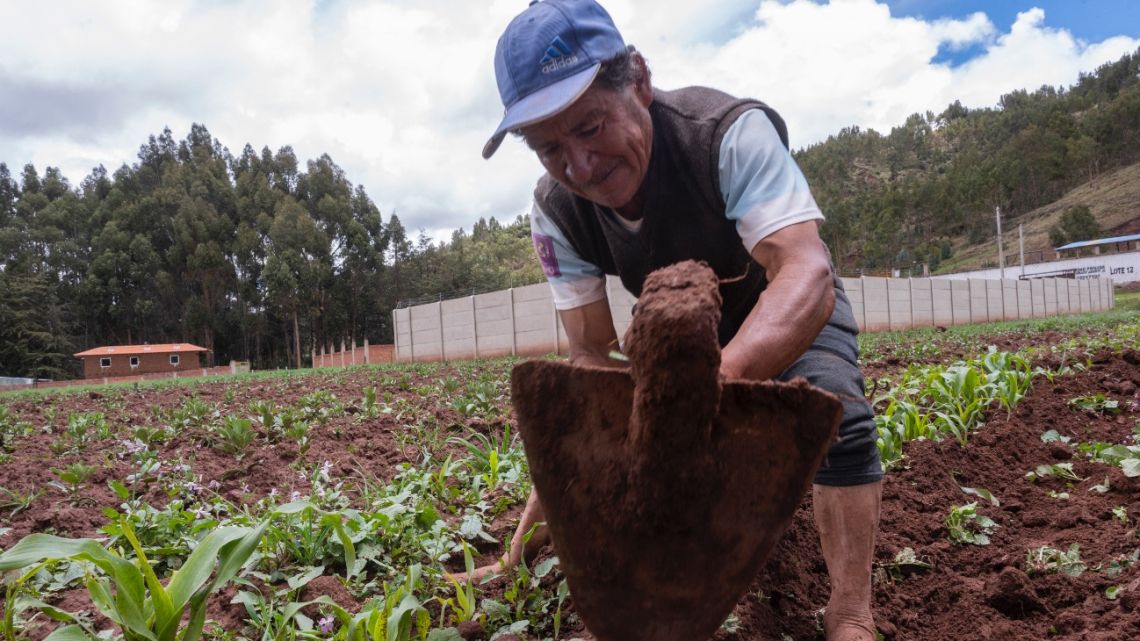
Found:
<box><xmin>950</xmin><ymin>279</ymin><xmax>971</xmax><ymax>325</ymax></box>
<box><xmin>1016</xmin><ymin>281</ymin><xmax>1032</xmax><ymax>319</ymax></box>
<box><xmin>909</xmin><ymin>278</ymin><xmax>933</xmax><ymax>327</ymax></box>
<box><xmin>985</xmin><ymin>280</ymin><xmax>1003</xmax><ymax>322</ymax></box>
<box><xmin>931</xmin><ymin>279</ymin><xmax>953</xmax><ymax>326</ymax></box>
<box><xmin>968</xmin><ymin>279</ymin><xmax>989</xmax><ymax>324</ymax></box>
<box><xmin>887</xmin><ymin>279</ymin><xmax>912</xmax><ymax>329</ymax></box>
<box><xmin>841</xmin><ymin>278</ymin><xmax>866</xmax><ymax>331</ymax></box>
<box><xmin>862</xmin><ymin>277</ymin><xmax>890</xmax><ymax>331</ymax></box>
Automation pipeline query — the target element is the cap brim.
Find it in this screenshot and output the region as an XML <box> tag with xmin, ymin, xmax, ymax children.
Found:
<box><xmin>482</xmin><ymin>63</ymin><xmax>601</xmax><ymax>159</ymax></box>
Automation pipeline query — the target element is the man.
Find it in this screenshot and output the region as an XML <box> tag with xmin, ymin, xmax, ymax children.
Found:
<box><xmin>476</xmin><ymin>2</ymin><xmax>883</xmax><ymax>639</ymax></box>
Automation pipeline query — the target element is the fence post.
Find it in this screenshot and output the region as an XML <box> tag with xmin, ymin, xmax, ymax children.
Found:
<box><xmin>929</xmin><ymin>278</ymin><xmax>936</xmax><ymax>327</ymax></box>
<box><xmin>471</xmin><ymin>295</ymin><xmax>480</xmax><ymax>359</ymax></box>
<box><xmin>552</xmin><ymin>304</ymin><xmax>560</xmax><ymax>355</ymax></box>
<box><xmin>394</xmin><ymin>309</ymin><xmax>409</xmax><ymax>363</ymax></box>
<box><xmin>859</xmin><ymin>276</ymin><xmax>868</xmax><ymax>330</ymax></box>
<box><xmin>409</xmin><ymin>309</ymin><xmax>417</xmax><ymax>363</ymax></box>
<box><xmin>509</xmin><ymin>288</ymin><xmax>517</xmax><ymax>356</ymax></box>
<box><xmin>885</xmin><ymin>277</ymin><xmax>893</xmax><ymax>330</ymax></box>
<box><xmin>438</xmin><ymin>301</ymin><xmax>446</xmax><ymax>362</ymax></box>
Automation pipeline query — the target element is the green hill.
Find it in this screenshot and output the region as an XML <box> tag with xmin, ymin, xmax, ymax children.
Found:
<box><xmin>794</xmin><ymin>46</ymin><xmax>1140</xmax><ymax>276</ymax></box>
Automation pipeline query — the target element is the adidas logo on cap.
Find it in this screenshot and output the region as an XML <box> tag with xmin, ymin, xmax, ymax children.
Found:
<box><xmin>540</xmin><ymin>36</ymin><xmax>579</xmax><ymax>74</ymax></box>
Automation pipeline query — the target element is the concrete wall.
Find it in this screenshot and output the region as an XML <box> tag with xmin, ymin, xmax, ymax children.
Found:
<box><xmin>842</xmin><ymin>276</ymin><xmax>1113</xmax><ymax>332</ymax></box>
<box><xmin>392</xmin><ymin>275</ymin><xmax>1115</xmax><ymax>362</ymax></box>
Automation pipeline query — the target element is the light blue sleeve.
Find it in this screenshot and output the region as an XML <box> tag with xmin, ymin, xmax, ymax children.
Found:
<box><xmin>719</xmin><ymin>109</ymin><xmax>824</xmax><ymax>253</ymax></box>
<box><xmin>529</xmin><ymin>201</ymin><xmax>607</xmax><ymax>310</ymax></box>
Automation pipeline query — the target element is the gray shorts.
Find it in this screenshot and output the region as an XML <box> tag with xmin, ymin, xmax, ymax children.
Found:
<box><xmin>777</xmin><ymin>287</ymin><xmax>883</xmax><ymax>487</ymax></box>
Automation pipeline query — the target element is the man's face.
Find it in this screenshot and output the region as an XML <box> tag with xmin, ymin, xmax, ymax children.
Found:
<box><xmin>520</xmin><ymin>78</ymin><xmax>653</xmax><ymax>215</ymax></box>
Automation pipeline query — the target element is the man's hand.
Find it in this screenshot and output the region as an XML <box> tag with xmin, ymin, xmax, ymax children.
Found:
<box><xmin>720</xmin><ymin>220</ymin><xmax>835</xmax><ymax>381</ymax></box>
<box><xmin>560</xmin><ymin>297</ymin><xmax>631</xmax><ymax>370</ymax></box>
<box><xmin>448</xmin><ymin>489</ymin><xmax>550</xmax><ymax>582</ymax></box>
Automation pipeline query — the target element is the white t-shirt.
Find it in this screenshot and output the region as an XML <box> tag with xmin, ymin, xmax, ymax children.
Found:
<box><xmin>530</xmin><ymin>108</ymin><xmax>824</xmax><ymax>310</ymax></box>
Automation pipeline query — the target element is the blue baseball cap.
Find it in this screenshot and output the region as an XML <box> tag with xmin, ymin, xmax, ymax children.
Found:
<box><xmin>483</xmin><ymin>0</ymin><xmax>627</xmax><ymax>159</ymax></box>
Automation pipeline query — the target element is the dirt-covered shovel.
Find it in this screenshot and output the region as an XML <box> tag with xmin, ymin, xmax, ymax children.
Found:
<box><xmin>511</xmin><ymin>260</ymin><xmax>843</xmax><ymax>641</ymax></box>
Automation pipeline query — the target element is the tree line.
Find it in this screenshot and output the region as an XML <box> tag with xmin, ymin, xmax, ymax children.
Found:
<box><xmin>0</xmin><ymin>126</ymin><xmax>541</xmax><ymax>378</ymax></box>
<box><xmin>796</xmin><ymin>47</ymin><xmax>1140</xmax><ymax>274</ymax></box>
<box><xmin>2</xmin><ymin>48</ymin><xmax>1137</xmax><ymax>379</ymax></box>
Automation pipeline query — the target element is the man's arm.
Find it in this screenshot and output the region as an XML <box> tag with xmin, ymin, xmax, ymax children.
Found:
<box><xmin>720</xmin><ymin>220</ymin><xmax>834</xmax><ymax>381</ymax></box>
<box><xmin>559</xmin><ymin>297</ymin><xmax>630</xmax><ymax>369</ymax></box>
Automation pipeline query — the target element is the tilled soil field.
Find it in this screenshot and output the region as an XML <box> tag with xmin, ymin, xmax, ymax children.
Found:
<box><xmin>1</xmin><ymin>321</ymin><xmax>1138</xmax><ymax>640</ymax></box>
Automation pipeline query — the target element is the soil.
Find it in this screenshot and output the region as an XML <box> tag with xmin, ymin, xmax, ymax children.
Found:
<box><xmin>1</xmin><ymin>304</ymin><xmax>1138</xmax><ymax>639</ymax></box>
<box><xmin>723</xmin><ymin>347</ymin><xmax>1140</xmax><ymax>641</ymax></box>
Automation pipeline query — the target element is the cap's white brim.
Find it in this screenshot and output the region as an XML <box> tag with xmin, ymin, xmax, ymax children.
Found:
<box><xmin>482</xmin><ymin>63</ymin><xmax>601</xmax><ymax>159</ymax></box>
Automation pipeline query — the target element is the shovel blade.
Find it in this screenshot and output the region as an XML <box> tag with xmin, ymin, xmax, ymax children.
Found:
<box><xmin>512</xmin><ymin>361</ymin><xmax>841</xmax><ymax>641</ymax></box>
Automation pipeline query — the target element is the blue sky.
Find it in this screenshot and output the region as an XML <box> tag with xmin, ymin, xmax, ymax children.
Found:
<box><xmin>887</xmin><ymin>0</ymin><xmax>1140</xmax><ymax>64</ymax></box>
<box><xmin>2</xmin><ymin>1</ymin><xmax>1138</xmax><ymax>241</ymax></box>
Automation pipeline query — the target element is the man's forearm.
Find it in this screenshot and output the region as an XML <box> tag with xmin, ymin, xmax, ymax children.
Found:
<box><xmin>720</xmin><ymin>259</ymin><xmax>834</xmax><ymax>381</ymax></box>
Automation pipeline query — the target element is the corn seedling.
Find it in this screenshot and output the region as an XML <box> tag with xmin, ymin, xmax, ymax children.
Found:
<box><xmin>441</xmin><ymin>542</ymin><xmax>481</xmax><ymax>625</ymax></box>
<box><xmin>0</xmin><ymin>515</ymin><xmax>269</xmax><ymax>641</ymax></box>
<box><xmin>1025</xmin><ymin>544</ymin><xmax>1086</xmax><ymax>577</ymax></box>
<box><xmin>0</xmin><ymin>485</ymin><xmax>42</xmax><ymax>517</ymax></box>
<box><xmin>945</xmin><ymin>502</ymin><xmax>998</xmax><ymax>545</ymax></box>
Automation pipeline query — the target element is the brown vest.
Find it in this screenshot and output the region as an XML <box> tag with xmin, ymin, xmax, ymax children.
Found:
<box><xmin>535</xmin><ymin>86</ymin><xmax>789</xmax><ymax>346</ymax></box>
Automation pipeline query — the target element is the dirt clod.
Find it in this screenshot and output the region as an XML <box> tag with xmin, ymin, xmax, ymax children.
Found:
<box><xmin>985</xmin><ymin>566</ymin><xmax>1048</xmax><ymax>619</ymax></box>
<box><xmin>457</xmin><ymin>620</ymin><xmax>485</xmax><ymax>640</ymax></box>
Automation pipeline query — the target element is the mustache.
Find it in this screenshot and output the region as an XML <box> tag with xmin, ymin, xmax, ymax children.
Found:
<box><xmin>567</xmin><ymin>163</ymin><xmax>617</xmax><ymax>190</ymax></box>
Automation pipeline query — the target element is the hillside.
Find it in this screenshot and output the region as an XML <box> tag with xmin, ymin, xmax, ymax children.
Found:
<box><xmin>936</xmin><ymin>161</ymin><xmax>1140</xmax><ymax>273</ymax></box>
<box><xmin>795</xmin><ymin>46</ymin><xmax>1140</xmax><ymax>276</ymax></box>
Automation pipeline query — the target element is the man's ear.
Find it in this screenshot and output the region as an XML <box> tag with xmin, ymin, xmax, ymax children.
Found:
<box><xmin>631</xmin><ymin>52</ymin><xmax>653</xmax><ymax>107</ymax></box>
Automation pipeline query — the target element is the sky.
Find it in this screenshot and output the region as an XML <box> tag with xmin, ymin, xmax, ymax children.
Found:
<box><xmin>1</xmin><ymin>0</ymin><xmax>1138</xmax><ymax>243</ymax></box>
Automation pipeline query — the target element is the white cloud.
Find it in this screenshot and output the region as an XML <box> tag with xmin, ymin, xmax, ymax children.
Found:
<box><xmin>0</xmin><ymin>0</ymin><xmax>1137</xmax><ymax>242</ymax></box>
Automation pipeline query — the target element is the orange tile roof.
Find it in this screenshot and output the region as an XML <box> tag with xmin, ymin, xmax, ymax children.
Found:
<box><xmin>74</xmin><ymin>343</ymin><xmax>209</xmax><ymax>357</ymax></box>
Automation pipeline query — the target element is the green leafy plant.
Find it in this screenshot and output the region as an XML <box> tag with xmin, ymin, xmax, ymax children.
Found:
<box><xmin>323</xmin><ymin>565</ymin><xmax>433</xmax><ymax>641</ymax></box>
<box><xmin>945</xmin><ymin>502</ymin><xmax>998</xmax><ymax>545</ymax></box>
<box><xmin>959</xmin><ymin>485</ymin><xmax>999</xmax><ymax>507</ymax></box>
<box><xmin>1025</xmin><ymin>462</ymin><xmax>1087</xmax><ymax>483</ymax></box>
<box><xmin>212</xmin><ymin>416</ymin><xmax>255</xmax><ymax>456</ymax></box>
<box><xmin>877</xmin><ymin>547</ymin><xmax>933</xmax><ymax>583</ymax></box>
<box><xmin>1068</xmin><ymin>394</ymin><xmax>1120</xmax><ymax>414</ymax></box>
<box><xmin>1025</xmin><ymin>544</ymin><xmax>1086</xmax><ymax>577</ymax></box>
<box><xmin>50</xmin><ymin>462</ymin><xmax>98</xmax><ymax>500</ymax></box>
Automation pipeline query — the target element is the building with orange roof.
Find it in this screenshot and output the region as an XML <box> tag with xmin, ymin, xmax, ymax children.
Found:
<box><xmin>73</xmin><ymin>343</ymin><xmax>208</xmax><ymax>379</ymax></box>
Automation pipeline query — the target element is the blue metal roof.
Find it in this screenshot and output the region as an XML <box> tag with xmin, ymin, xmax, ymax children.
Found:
<box><xmin>1056</xmin><ymin>233</ymin><xmax>1140</xmax><ymax>251</ymax></box>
